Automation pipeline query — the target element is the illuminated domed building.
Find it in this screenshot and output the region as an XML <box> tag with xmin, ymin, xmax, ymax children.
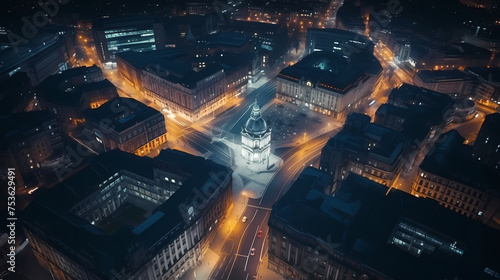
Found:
<box><xmin>241</xmin><ymin>101</ymin><xmax>271</xmax><ymax>163</ymax></box>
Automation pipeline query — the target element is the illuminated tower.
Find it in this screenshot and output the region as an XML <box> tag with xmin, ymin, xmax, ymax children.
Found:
<box><xmin>241</xmin><ymin>101</ymin><xmax>271</xmax><ymax>163</ymax></box>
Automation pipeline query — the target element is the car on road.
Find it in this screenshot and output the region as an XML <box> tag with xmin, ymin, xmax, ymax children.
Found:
<box><xmin>242</xmin><ymin>216</ymin><xmax>247</xmax><ymax>223</ymax></box>
<box><xmin>257</xmin><ymin>230</ymin><xmax>262</xmax><ymax>238</ymax></box>
<box><xmin>250</xmin><ymin>248</ymin><xmax>255</xmax><ymax>256</ymax></box>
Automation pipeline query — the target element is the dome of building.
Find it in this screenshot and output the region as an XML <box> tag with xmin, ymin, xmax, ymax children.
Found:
<box><xmin>244</xmin><ymin>102</ymin><xmax>268</xmax><ymax>135</ymax></box>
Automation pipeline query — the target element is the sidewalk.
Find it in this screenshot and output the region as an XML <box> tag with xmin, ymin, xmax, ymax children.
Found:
<box><xmin>179</xmin><ymin>249</ymin><xmax>219</xmax><ymax>280</ymax></box>
<box><xmin>180</xmin><ymin>172</ymin><xmax>249</xmax><ymax>280</ymax></box>
<box><xmin>255</xmin><ymin>253</ymin><xmax>285</xmax><ymax>280</ymax></box>
<box><xmin>248</xmin><ymin>76</ymin><xmax>270</xmax><ymax>92</ymax></box>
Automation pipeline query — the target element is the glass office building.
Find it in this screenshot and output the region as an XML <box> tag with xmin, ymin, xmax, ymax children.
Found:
<box><xmin>92</xmin><ymin>15</ymin><xmax>162</xmax><ymax>68</ymax></box>
<box><xmin>104</xmin><ymin>28</ymin><xmax>156</xmax><ymax>60</ymax></box>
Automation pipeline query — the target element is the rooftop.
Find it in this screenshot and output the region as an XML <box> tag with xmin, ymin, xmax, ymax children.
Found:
<box><xmin>324</xmin><ymin>113</ymin><xmax>408</xmax><ymax>164</ymax></box>
<box><xmin>41</xmin><ymin>78</ymin><xmax>115</xmax><ymax>107</ymax></box>
<box><xmin>116</xmin><ymin>49</ymin><xmax>247</xmax><ymax>89</ymax></box>
<box><xmin>0</xmin><ymin>27</ymin><xmax>66</xmax><ymax>79</ymax></box>
<box><xmin>92</xmin><ymin>14</ymin><xmax>158</xmax><ymax>30</ymax></box>
<box><xmin>416</xmin><ymin>69</ymin><xmax>473</xmax><ymax>83</ymax></box>
<box><xmin>233</xmin><ymin>19</ymin><xmax>283</xmax><ymax>32</ymax></box>
<box><xmin>270</xmin><ymin>170</ymin><xmax>500</xmax><ymax>280</ymax></box>
<box><xmin>208</xmin><ymin>32</ymin><xmax>249</xmax><ymax>48</ymax></box>
<box><xmin>22</xmin><ymin>149</ymin><xmax>232</xmax><ymax>278</ymax></box>
<box><xmin>82</xmin><ymin>97</ymin><xmax>162</xmax><ymax>133</ymax></box>
<box><xmin>375</xmin><ymin>103</ymin><xmax>435</xmax><ymax>142</ymax></box>
<box><xmin>420</xmin><ymin>130</ymin><xmax>500</xmax><ymax>192</ymax></box>
<box><xmin>466</xmin><ymin>67</ymin><xmax>500</xmax><ymax>85</ymax></box>
<box><xmin>278</xmin><ymin>50</ymin><xmax>381</xmax><ymax>94</ymax></box>
<box><xmin>243</xmin><ymin>101</ymin><xmax>269</xmax><ymax>135</ymax></box>
<box><xmin>387</xmin><ymin>83</ymin><xmax>454</xmax><ymax>123</ymax></box>
<box><xmin>307</xmin><ymin>28</ymin><xmax>372</xmax><ymax>46</ymax></box>
<box><xmin>411</xmin><ymin>42</ymin><xmax>491</xmax><ymax>60</ymax></box>
<box><xmin>0</xmin><ymin>110</ymin><xmax>56</xmax><ymax>150</ymax></box>
<box><xmin>0</xmin><ymin>72</ymin><xmax>31</xmax><ymax>113</ymax></box>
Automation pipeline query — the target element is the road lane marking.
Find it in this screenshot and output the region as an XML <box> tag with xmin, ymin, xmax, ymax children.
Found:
<box><xmin>185</xmin><ymin>132</ymin><xmax>230</xmax><ymax>158</ymax></box>
<box><xmin>259</xmin><ymin>216</ymin><xmax>270</xmax><ymax>262</ymax></box>
<box><xmin>276</xmin><ymin>151</ymin><xmax>321</xmax><ymax>202</ymax></box>
<box><xmin>68</xmin><ymin>134</ymin><xmax>98</xmax><ymax>154</ymax></box>
<box><xmin>222</xmin><ymin>103</ymin><xmax>253</xmax><ymax>138</ymax></box>
<box><xmin>246</xmin><ymin>205</ymin><xmax>272</xmax><ymax>211</ymax></box>
<box><xmin>245</xmin><ymin>226</ymin><xmax>260</xmax><ymax>271</ymax></box>
<box><xmin>226</xmin><ymin>208</ymin><xmax>258</xmax><ymax>280</ymax></box>
<box><xmin>259</xmin><ymin>134</ymin><xmax>332</xmax><ymax>206</ymax></box>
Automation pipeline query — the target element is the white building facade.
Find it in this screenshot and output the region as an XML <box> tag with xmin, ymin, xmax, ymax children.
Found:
<box><xmin>241</xmin><ymin>102</ymin><xmax>271</xmax><ymax>163</ymax></box>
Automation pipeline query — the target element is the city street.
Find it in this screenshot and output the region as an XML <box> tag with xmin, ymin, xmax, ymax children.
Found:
<box><xmin>213</xmin><ymin>78</ymin><xmax>278</xmax><ymax>138</ymax></box>
<box><xmin>208</xmin><ymin>131</ymin><xmax>334</xmax><ymax>280</ymax></box>
<box><xmin>20</xmin><ymin>14</ymin><xmax>496</xmax><ymax>280</ymax></box>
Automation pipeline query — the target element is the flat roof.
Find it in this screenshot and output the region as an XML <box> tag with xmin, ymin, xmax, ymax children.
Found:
<box><xmin>387</xmin><ymin>83</ymin><xmax>453</xmax><ymax>123</ymax></box>
<box><xmin>0</xmin><ymin>30</ymin><xmax>64</xmax><ymax>77</ymax></box>
<box><xmin>92</xmin><ymin>14</ymin><xmax>158</xmax><ymax>30</ymax></box>
<box><xmin>22</xmin><ymin>149</ymin><xmax>232</xmax><ymax>278</ymax></box>
<box><xmin>420</xmin><ymin>130</ymin><xmax>500</xmax><ymax>192</ymax></box>
<box><xmin>41</xmin><ymin>78</ymin><xmax>115</xmax><ymax>107</ymax></box>
<box><xmin>466</xmin><ymin>67</ymin><xmax>500</xmax><ymax>83</ymax></box>
<box><xmin>209</xmin><ymin>32</ymin><xmax>249</xmax><ymax>48</ymax></box>
<box><xmin>117</xmin><ymin>48</ymin><xmax>248</xmax><ymax>89</ymax></box>
<box><xmin>82</xmin><ymin>97</ymin><xmax>161</xmax><ymax>133</ymax></box>
<box><xmin>278</xmin><ymin>50</ymin><xmax>381</xmax><ymax>94</ymax></box>
<box><xmin>0</xmin><ymin>110</ymin><xmax>56</xmax><ymax>150</ymax></box>
<box><xmin>417</xmin><ymin>69</ymin><xmax>472</xmax><ymax>83</ymax></box>
<box><xmin>324</xmin><ymin>113</ymin><xmax>408</xmax><ymax>164</ymax></box>
<box><xmin>270</xmin><ymin>170</ymin><xmax>500</xmax><ymax>280</ymax></box>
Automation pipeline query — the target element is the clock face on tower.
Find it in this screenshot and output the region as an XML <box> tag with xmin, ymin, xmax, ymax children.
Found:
<box><xmin>307</xmin><ymin>81</ymin><xmax>312</xmax><ymax>87</ymax></box>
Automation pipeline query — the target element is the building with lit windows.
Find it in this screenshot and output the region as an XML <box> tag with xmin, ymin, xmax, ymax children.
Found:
<box><xmin>92</xmin><ymin>15</ymin><xmax>165</xmax><ymax>68</ymax></box>
<box><xmin>268</xmin><ymin>169</ymin><xmax>500</xmax><ymax>280</ymax></box>
<box><xmin>158</xmin><ymin>15</ymin><xmax>219</xmax><ymax>48</ymax></box>
<box><xmin>409</xmin><ymin>43</ymin><xmax>492</xmax><ymax>71</ymax></box>
<box><xmin>186</xmin><ymin>1</ymin><xmax>215</xmax><ymax>15</ymax></box>
<box><xmin>241</xmin><ymin>101</ymin><xmax>271</xmax><ymax>163</ymax></box>
<box><xmin>0</xmin><ymin>111</ymin><xmax>63</xmax><ymax>187</ymax></box>
<box><xmin>116</xmin><ymin>49</ymin><xmax>249</xmax><ymax>121</ymax></box>
<box><xmin>0</xmin><ymin>26</ymin><xmax>72</xmax><ymax>86</ymax></box>
<box><xmin>319</xmin><ymin>113</ymin><xmax>409</xmax><ymax>190</ymax></box>
<box><xmin>231</xmin><ymin>20</ymin><xmax>289</xmax><ymax>68</ymax></box>
<box><xmin>82</xmin><ymin>97</ymin><xmax>167</xmax><ymax>156</ymax></box>
<box><xmin>413</xmin><ymin>70</ymin><xmax>474</xmax><ymax>97</ymax></box>
<box><xmin>243</xmin><ymin>5</ymin><xmax>287</xmax><ymax>26</ymax></box>
<box><xmin>374</xmin><ymin>83</ymin><xmax>455</xmax><ymax>142</ymax></box>
<box><xmin>465</xmin><ymin>67</ymin><xmax>500</xmax><ymax>109</ymax></box>
<box><xmin>38</xmin><ymin>65</ymin><xmax>118</xmax><ymax>124</ymax></box>
<box><xmin>276</xmin><ymin>50</ymin><xmax>382</xmax><ymax>119</ymax></box>
<box><xmin>335</xmin><ymin>4</ymin><xmax>365</xmax><ymax>35</ymax></box>
<box><xmin>473</xmin><ymin>113</ymin><xmax>500</xmax><ymax>170</ymax></box>
<box><xmin>412</xmin><ymin>130</ymin><xmax>500</xmax><ymax>223</ymax></box>
<box><xmin>305</xmin><ymin>28</ymin><xmax>373</xmax><ymax>55</ymax></box>
<box><xmin>22</xmin><ymin>149</ymin><xmax>233</xmax><ymax>280</ymax></box>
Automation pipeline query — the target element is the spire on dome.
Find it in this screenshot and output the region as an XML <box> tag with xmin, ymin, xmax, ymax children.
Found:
<box><xmin>250</xmin><ymin>100</ymin><xmax>261</xmax><ymax>119</ymax></box>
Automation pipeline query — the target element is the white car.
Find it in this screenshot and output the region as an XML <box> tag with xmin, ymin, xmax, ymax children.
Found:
<box><xmin>242</xmin><ymin>216</ymin><xmax>247</xmax><ymax>223</ymax></box>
